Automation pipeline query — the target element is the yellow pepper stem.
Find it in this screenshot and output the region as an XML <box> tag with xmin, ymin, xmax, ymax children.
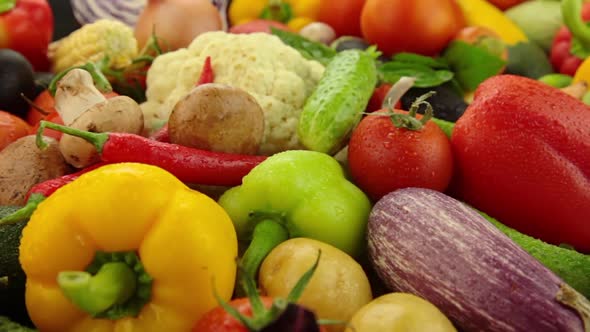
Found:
<box><xmin>57</xmin><ymin>251</ymin><xmax>153</xmax><ymax>320</ymax></box>
<box><xmin>239</xmin><ymin>219</ymin><xmax>289</xmax><ymax>295</ymax></box>
<box><xmin>260</xmin><ymin>0</ymin><xmax>293</xmax><ymax>23</ymax></box>
<box><xmin>58</xmin><ymin>262</ymin><xmax>137</xmax><ymax>316</ymax></box>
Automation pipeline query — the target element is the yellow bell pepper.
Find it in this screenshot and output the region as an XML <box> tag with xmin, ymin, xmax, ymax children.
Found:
<box><xmin>19</xmin><ymin>163</ymin><xmax>238</xmax><ymax>332</ymax></box>
<box><xmin>229</xmin><ymin>0</ymin><xmax>320</xmax><ymax>32</ymax></box>
<box><xmin>573</xmin><ymin>56</ymin><xmax>590</xmax><ymax>84</ymax></box>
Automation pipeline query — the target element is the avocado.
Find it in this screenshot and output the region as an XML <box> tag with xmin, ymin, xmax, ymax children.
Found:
<box><xmin>0</xmin><ymin>206</ymin><xmax>32</xmax><ymax>327</ymax></box>
<box><xmin>505</xmin><ymin>42</ymin><xmax>554</xmax><ymax>79</ymax></box>
<box><xmin>479</xmin><ymin>210</ymin><xmax>590</xmax><ymax>299</ymax></box>
<box><xmin>506</xmin><ymin>0</ymin><xmax>563</xmax><ymax>52</ymax></box>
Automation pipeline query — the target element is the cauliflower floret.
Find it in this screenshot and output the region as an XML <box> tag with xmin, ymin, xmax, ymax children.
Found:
<box><xmin>141</xmin><ymin>31</ymin><xmax>325</xmax><ymax>155</ymax></box>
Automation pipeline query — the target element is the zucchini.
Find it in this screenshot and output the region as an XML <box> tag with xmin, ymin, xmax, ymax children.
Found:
<box><xmin>0</xmin><ymin>206</ymin><xmax>32</xmax><ymax>327</ymax></box>
<box><xmin>479</xmin><ymin>210</ymin><xmax>590</xmax><ymax>299</ymax></box>
<box><xmin>298</xmin><ymin>48</ymin><xmax>378</xmax><ymax>155</ymax></box>
<box><xmin>368</xmin><ymin>188</ymin><xmax>589</xmax><ymax>332</ymax></box>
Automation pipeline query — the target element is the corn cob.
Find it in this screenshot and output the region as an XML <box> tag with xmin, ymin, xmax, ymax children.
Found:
<box><xmin>48</xmin><ymin>19</ymin><xmax>138</xmax><ymax>73</ymax></box>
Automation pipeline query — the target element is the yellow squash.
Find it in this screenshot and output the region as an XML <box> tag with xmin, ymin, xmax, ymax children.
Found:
<box><xmin>19</xmin><ymin>163</ymin><xmax>238</xmax><ymax>332</ymax></box>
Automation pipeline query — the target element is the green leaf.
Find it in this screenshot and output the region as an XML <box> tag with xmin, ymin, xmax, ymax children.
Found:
<box><xmin>378</xmin><ymin>61</ymin><xmax>454</xmax><ymax>88</ymax></box>
<box><xmin>270</xmin><ymin>27</ymin><xmax>337</xmax><ymax>66</ymax></box>
<box><xmin>443</xmin><ymin>41</ymin><xmax>506</xmax><ymax>92</ymax></box>
<box><xmin>391</xmin><ymin>52</ymin><xmax>450</xmax><ymax>69</ymax></box>
<box><xmin>0</xmin><ymin>0</ymin><xmax>17</xmax><ymax>14</ymax></box>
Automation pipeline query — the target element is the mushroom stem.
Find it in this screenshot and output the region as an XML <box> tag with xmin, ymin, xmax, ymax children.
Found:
<box><xmin>54</xmin><ymin>69</ymin><xmax>107</xmax><ymax>126</ymax></box>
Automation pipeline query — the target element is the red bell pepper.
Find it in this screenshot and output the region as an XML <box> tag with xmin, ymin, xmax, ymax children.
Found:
<box><xmin>0</xmin><ymin>0</ymin><xmax>54</xmax><ymax>71</ymax></box>
<box><xmin>550</xmin><ymin>0</ymin><xmax>590</xmax><ymax>76</ymax></box>
<box><xmin>451</xmin><ymin>74</ymin><xmax>590</xmax><ymax>253</ymax></box>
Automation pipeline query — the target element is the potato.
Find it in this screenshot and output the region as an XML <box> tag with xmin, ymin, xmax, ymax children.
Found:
<box><xmin>0</xmin><ymin>135</ymin><xmax>70</xmax><ymax>205</ymax></box>
<box><xmin>59</xmin><ymin>96</ymin><xmax>144</xmax><ymax>168</ymax></box>
<box><xmin>258</xmin><ymin>238</ymin><xmax>373</xmax><ymax>332</ymax></box>
<box><xmin>345</xmin><ymin>293</ymin><xmax>457</xmax><ymax>332</ymax></box>
<box><xmin>168</xmin><ymin>83</ymin><xmax>265</xmax><ymax>155</ymax></box>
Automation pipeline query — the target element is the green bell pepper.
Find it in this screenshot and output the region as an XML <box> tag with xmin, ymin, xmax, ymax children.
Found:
<box><xmin>218</xmin><ymin>150</ymin><xmax>372</xmax><ymax>283</ymax></box>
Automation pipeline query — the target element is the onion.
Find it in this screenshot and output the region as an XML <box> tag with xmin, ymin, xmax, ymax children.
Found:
<box><xmin>134</xmin><ymin>0</ymin><xmax>223</xmax><ymax>52</ymax></box>
<box><xmin>71</xmin><ymin>0</ymin><xmax>147</xmax><ymax>27</ymax></box>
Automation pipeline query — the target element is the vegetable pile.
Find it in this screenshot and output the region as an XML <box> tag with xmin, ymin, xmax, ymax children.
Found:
<box><xmin>1</xmin><ymin>0</ymin><xmax>590</xmax><ymax>331</ymax></box>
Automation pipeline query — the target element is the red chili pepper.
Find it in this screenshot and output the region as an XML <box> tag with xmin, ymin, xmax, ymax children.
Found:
<box><xmin>196</xmin><ymin>56</ymin><xmax>215</xmax><ymax>86</ymax></box>
<box><xmin>0</xmin><ymin>162</ymin><xmax>108</xmax><ymax>224</ymax></box>
<box><xmin>150</xmin><ymin>124</ymin><xmax>170</xmax><ymax>143</ymax></box>
<box><xmin>550</xmin><ymin>0</ymin><xmax>590</xmax><ymax>75</ymax></box>
<box><xmin>37</xmin><ymin>121</ymin><xmax>267</xmax><ymax>187</ymax></box>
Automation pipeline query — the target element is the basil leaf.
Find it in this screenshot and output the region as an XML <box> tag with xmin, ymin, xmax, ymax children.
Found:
<box><xmin>270</xmin><ymin>27</ymin><xmax>336</xmax><ymax>66</ymax></box>
<box><xmin>443</xmin><ymin>41</ymin><xmax>506</xmax><ymax>91</ymax></box>
<box><xmin>391</xmin><ymin>52</ymin><xmax>450</xmax><ymax>69</ymax></box>
<box><xmin>379</xmin><ymin>61</ymin><xmax>454</xmax><ymax>88</ymax></box>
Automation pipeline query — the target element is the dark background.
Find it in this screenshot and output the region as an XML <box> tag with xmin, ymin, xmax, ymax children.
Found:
<box><xmin>48</xmin><ymin>0</ymin><xmax>80</xmax><ymax>40</ymax></box>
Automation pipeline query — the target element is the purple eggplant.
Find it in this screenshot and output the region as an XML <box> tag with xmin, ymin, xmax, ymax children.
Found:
<box><xmin>367</xmin><ymin>187</ymin><xmax>590</xmax><ymax>332</ymax></box>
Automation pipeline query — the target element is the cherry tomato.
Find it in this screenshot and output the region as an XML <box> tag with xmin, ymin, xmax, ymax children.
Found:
<box><xmin>29</xmin><ymin>111</ymin><xmax>64</xmax><ymax>141</ymax></box>
<box><xmin>348</xmin><ymin>109</ymin><xmax>454</xmax><ymax>202</ymax></box>
<box><xmin>318</xmin><ymin>0</ymin><xmax>366</xmax><ymax>37</ymax></box>
<box><xmin>0</xmin><ymin>110</ymin><xmax>31</xmax><ymax>151</ymax></box>
<box><xmin>360</xmin><ymin>0</ymin><xmax>465</xmax><ymax>56</ymax></box>
<box><xmin>193</xmin><ymin>297</ymin><xmax>274</xmax><ymax>332</ymax></box>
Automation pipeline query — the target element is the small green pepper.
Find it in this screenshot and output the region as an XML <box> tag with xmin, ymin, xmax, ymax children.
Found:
<box><xmin>218</xmin><ymin>150</ymin><xmax>371</xmax><ymax>284</ymax></box>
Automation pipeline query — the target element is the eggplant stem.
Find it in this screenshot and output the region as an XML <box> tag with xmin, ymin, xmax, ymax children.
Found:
<box><xmin>556</xmin><ymin>283</ymin><xmax>590</xmax><ymax>331</ymax></box>
<box><xmin>20</xmin><ymin>93</ymin><xmax>51</xmax><ymax>115</ymax></box>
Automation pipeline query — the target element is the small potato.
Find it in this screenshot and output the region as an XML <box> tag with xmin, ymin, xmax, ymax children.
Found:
<box><xmin>168</xmin><ymin>83</ymin><xmax>265</xmax><ymax>155</ymax></box>
<box><xmin>60</xmin><ymin>96</ymin><xmax>144</xmax><ymax>168</ymax></box>
<box><xmin>0</xmin><ymin>135</ymin><xmax>70</xmax><ymax>205</ymax></box>
<box><xmin>345</xmin><ymin>293</ymin><xmax>457</xmax><ymax>332</ymax></box>
<box><xmin>259</xmin><ymin>238</ymin><xmax>373</xmax><ymax>332</ymax></box>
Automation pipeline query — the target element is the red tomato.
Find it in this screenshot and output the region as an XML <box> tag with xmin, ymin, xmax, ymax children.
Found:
<box><xmin>194</xmin><ymin>297</ymin><xmax>328</xmax><ymax>332</ymax></box>
<box><xmin>360</xmin><ymin>0</ymin><xmax>465</xmax><ymax>56</ymax></box>
<box><xmin>193</xmin><ymin>297</ymin><xmax>274</xmax><ymax>332</ymax></box>
<box><xmin>0</xmin><ymin>110</ymin><xmax>31</xmax><ymax>151</ymax></box>
<box><xmin>30</xmin><ymin>111</ymin><xmax>63</xmax><ymax>140</ymax></box>
<box><xmin>348</xmin><ymin>109</ymin><xmax>454</xmax><ymax>202</ymax></box>
<box><xmin>318</xmin><ymin>0</ymin><xmax>366</xmax><ymax>37</ymax></box>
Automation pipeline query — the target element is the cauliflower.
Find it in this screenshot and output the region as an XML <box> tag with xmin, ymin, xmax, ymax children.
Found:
<box><xmin>141</xmin><ymin>31</ymin><xmax>325</xmax><ymax>155</ymax></box>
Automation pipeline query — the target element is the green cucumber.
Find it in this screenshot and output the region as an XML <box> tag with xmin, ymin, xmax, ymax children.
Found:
<box><xmin>479</xmin><ymin>210</ymin><xmax>590</xmax><ymax>298</ymax></box>
<box><xmin>0</xmin><ymin>316</ymin><xmax>36</xmax><ymax>332</ymax></box>
<box><xmin>298</xmin><ymin>48</ymin><xmax>379</xmax><ymax>155</ymax></box>
<box><xmin>0</xmin><ymin>206</ymin><xmax>32</xmax><ymax>327</ymax></box>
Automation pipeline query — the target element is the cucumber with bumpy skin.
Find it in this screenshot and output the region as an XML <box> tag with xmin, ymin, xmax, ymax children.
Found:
<box><xmin>298</xmin><ymin>48</ymin><xmax>379</xmax><ymax>155</ymax></box>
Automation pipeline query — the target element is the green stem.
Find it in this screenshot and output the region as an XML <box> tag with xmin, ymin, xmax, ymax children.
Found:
<box><xmin>48</xmin><ymin>62</ymin><xmax>112</xmax><ymax>96</ymax></box>
<box><xmin>0</xmin><ymin>194</ymin><xmax>45</xmax><ymax>225</ymax></box>
<box><xmin>58</xmin><ymin>262</ymin><xmax>137</xmax><ymax>316</ymax></box>
<box><xmin>259</xmin><ymin>0</ymin><xmax>293</xmax><ymax>23</ymax></box>
<box><xmin>563</xmin><ymin>0</ymin><xmax>590</xmax><ymax>53</ymax></box>
<box><xmin>0</xmin><ymin>0</ymin><xmax>16</xmax><ymax>14</ymax></box>
<box><xmin>239</xmin><ymin>220</ymin><xmax>289</xmax><ymax>291</ymax></box>
<box><xmin>36</xmin><ymin>121</ymin><xmax>108</xmax><ymax>153</ymax></box>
